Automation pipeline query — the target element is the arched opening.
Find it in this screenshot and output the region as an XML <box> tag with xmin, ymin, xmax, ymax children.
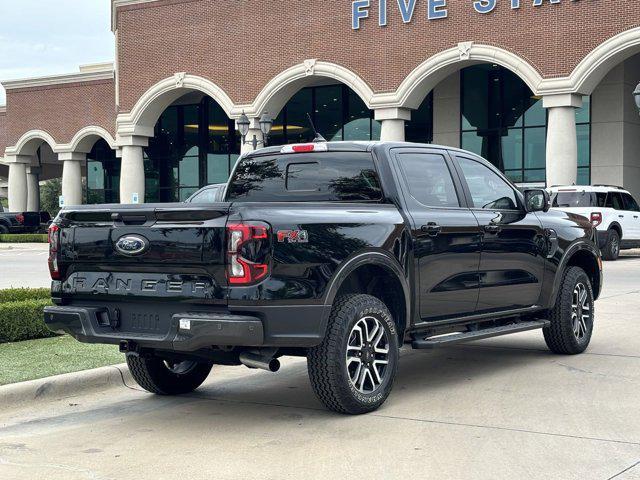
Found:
<box><xmin>143</xmin><ymin>92</ymin><xmax>240</xmax><ymax>203</ymax></box>
<box><xmin>459</xmin><ymin>64</ymin><xmax>591</xmax><ymax>186</ymax></box>
<box><xmin>268</xmin><ymin>83</ymin><xmax>433</xmax><ymax>146</ymax></box>
<box><xmin>86</xmin><ymin>139</ymin><xmax>119</xmax><ymax>204</ymax></box>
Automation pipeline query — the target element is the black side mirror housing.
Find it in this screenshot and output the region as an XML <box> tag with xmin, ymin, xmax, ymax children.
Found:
<box><xmin>524</xmin><ymin>189</ymin><xmax>551</xmax><ymax>213</ymax></box>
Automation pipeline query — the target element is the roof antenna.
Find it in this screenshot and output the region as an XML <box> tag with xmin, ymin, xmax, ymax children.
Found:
<box><xmin>306</xmin><ymin>113</ymin><xmax>327</xmax><ymax>143</ymax></box>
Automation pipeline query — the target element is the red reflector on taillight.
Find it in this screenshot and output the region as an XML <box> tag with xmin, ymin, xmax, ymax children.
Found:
<box><xmin>226</xmin><ymin>222</ymin><xmax>271</xmax><ymax>285</ymax></box>
<box><xmin>590</xmin><ymin>212</ymin><xmax>602</xmax><ymax>227</ymax></box>
<box><xmin>48</xmin><ymin>224</ymin><xmax>61</xmax><ymax>280</ymax></box>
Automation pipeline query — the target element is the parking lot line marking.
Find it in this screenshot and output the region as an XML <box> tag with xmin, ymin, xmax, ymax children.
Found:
<box><xmin>606</xmin><ymin>459</ymin><xmax>640</xmax><ymax>480</ymax></box>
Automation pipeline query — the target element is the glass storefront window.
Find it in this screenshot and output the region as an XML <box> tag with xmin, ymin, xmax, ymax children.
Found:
<box><xmin>145</xmin><ymin>96</ymin><xmax>240</xmax><ymax>203</ymax></box>
<box><xmin>461</xmin><ymin>65</ymin><xmax>591</xmax><ymax>186</ymax></box>
<box><xmin>86</xmin><ymin>139</ymin><xmax>120</xmax><ymax>204</ymax></box>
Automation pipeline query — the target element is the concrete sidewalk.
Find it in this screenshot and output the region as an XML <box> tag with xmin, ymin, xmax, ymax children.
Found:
<box><xmin>0</xmin><ymin>258</ymin><xmax>638</xmax><ymax>479</ymax></box>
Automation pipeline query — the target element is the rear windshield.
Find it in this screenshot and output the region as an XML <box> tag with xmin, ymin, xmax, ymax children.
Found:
<box><xmin>552</xmin><ymin>191</ymin><xmax>606</xmax><ymax>208</ymax></box>
<box><xmin>226</xmin><ymin>152</ymin><xmax>383</xmax><ymax>202</ymax></box>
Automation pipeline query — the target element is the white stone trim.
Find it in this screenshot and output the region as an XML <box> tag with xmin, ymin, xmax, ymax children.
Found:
<box><xmin>374</xmin><ymin>107</ymin><xmax>412</xmax><ymax>121</ymax></box>
<box><xmin>5</xmin><ymin>130</ymin><xmax>57</xmax><ymax>157</ymax></box>
<box><xmin>371</xmin><ymin>43</ymin><xmax>544</xmax><ymax>110</ymax></box>
<box><xmin>57</xmin><ymin>126</ymin><xmax>117</xmax><ymax>154</ymax></box>
<box><xmin>0</xmin><ymin>106</ymin><xmax>6</xmax><ymax>113</ymax></box>
<box><xmin>537</xmin><ymin>26</ymin><xmax>640</xmax><ymax>95</ymax></box>
<box><xmin>116</xmin><ymin>73</ymin><xmax>235</xmax><ymax>141</ymax></box>
<box><xmin>2</xmin><ymin>69</ymin><xmax>114</xmax><ymax>91</ymax></box>
<box><xmin>243</xmin><ymin>61</ymin><xmax>375</xmax><ymax>118</ymax></box>
<box><xmin>542</xmin><ymin>94</ymin><xmax>583</xmax><ymax>109</ymax></box>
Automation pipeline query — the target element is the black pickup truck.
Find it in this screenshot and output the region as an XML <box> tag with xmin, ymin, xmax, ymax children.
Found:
<box><xmin>0</xmin><ymin>207</ymin><xmax>42</xmax><ymax>234</ymax></box>
<box><xmin>44</xmin><ymin>141</ymin><xmax>602</xmax><ymax>414</ymax></box>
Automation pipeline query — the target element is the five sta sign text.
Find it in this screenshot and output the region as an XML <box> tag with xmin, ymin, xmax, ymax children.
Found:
<box><xmin>352</xmin><ymin>0</ymin><xmax>584</xmax><ymax>30</ymax></box>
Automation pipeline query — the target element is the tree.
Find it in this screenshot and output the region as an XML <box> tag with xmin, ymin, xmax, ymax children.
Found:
<box><xmin>40</xmin><ymin>178</ymin><xmax>62</xmax><ymax>218</ymax></box>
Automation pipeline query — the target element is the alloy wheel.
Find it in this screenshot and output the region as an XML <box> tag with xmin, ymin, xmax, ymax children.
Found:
<box><xmin>345</xmin><ymin>316</ymin><xmax>390</xmax><ymax>394</ymax></box>
<box><xmin>163</xmin><ymin>360</ymin><xmax>198</xmax><ymax>375</ymax></box>
<box><xmin>571</xmin><ymin>282</ymin><xmax>591</xmax><ymax>340</ymax></box>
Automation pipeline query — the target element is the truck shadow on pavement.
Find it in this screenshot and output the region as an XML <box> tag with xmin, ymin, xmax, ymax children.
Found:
<box><xmin>1</xmin><ymin>339</ymin><xmax>559</xmax><ymax>437</ymax></box>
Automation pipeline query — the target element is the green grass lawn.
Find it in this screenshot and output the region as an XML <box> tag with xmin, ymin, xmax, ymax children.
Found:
<box><xmin>0</xmin><ymin>335</ymin><xmax>125</xmax><ymax>386</ymax></box>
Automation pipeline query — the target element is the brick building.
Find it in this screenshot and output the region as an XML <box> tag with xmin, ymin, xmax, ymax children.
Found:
<box><xmin>0</xmin><ymin>0</ymin><xmax>639</xmax><ymax>210</ymax></box>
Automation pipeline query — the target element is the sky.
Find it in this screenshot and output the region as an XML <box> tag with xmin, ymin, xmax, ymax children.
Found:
<box><xmin>0</xmin><ymin>0</ymin><xmax>114</xmax><ymax>105</ymax></box>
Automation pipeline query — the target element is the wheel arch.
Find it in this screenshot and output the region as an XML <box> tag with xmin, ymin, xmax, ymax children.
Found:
<box><xmin>608</xmin><ymin>222</ymin><xmax>622</xmax><ymax>239</ymax></box>
<box><xmin>550</xmin><ymin>241</ymin><xmax>602</xmax><ymax>306</ymax></box>
<box><xmin>323</xmin><ymin>251</ymin><xmax>411</xmax><ymax>339</ymax></box>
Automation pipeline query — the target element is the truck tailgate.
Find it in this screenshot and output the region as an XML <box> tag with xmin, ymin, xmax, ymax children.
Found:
<box><xmin>55</xmin><ymin>203</ymin><xmax>230</xmax><ymax>305</ymax></box>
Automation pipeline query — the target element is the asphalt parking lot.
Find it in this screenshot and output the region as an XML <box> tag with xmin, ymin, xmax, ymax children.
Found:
<box><xmin>0</xmin><ymin>244</ymin><xmax>50</xmax><ymax>289</ymax></box>
<box><xmin>1</xmin><ymin>254</ymin><xmax>639</xmax><ymax>480</ymax></box>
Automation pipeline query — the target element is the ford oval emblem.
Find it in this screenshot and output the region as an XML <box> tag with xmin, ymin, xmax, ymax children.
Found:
<box><xmin>115</xmin><ymin>235</ymin><xmax>149</xmax><ymax>256</ymax></box>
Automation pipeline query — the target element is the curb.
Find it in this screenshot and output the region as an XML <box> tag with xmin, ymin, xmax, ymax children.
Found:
<box><xmin>0</xmin><ymin>363</ymin><xmax>134</xmax><ymax>411</ymax></box>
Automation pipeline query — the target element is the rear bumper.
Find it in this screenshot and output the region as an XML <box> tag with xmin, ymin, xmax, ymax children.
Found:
<box><xmin>44</xmin><ymin>303</ymin><xmax>330</xmax><ymax>351</ymax></box>
<box><xmin>44</xmin><ymin>306</ymin><xmax>264</xmax><ymax>352</ymax></box>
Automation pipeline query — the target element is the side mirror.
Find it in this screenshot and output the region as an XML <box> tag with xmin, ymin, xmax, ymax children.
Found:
<box><xmin>524</xmin><ymin>189</ymin><xmax>551</xmax><ymax>213</ymax></box>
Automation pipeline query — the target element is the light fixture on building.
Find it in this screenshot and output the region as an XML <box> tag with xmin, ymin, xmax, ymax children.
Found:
<box><xmin>238</xmin><ymin>111</ymin><xmax>273</xmax><ymax>150</ymax></box>
<box><xmin>634</xmin><ymin>82</ymin><xmax>640</xmax><ymax>115</ymax></box>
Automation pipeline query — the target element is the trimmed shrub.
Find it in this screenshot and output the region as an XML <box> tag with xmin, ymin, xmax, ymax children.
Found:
<box><xmin>0</xmin><ymin>288</ymin><xmax>50</xmax><ymax>304</ymax></box>
<box><xmin>0</xmin><ymin>234</ymin><xmax>49</xmax><ymax>243</ymax></box>
<box><xmin>0</xmin><ymin>298</ymin><xmax>55</xmax><ymax>342</ymax></box>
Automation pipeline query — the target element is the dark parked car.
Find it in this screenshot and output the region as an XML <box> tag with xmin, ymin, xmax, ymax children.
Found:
<box><xmin>44</xmin><ymin>142</ymin><xmax>602</xmax><ymax>414</ymax></box>
<box><xmin>0</xmin><ymin>206</ymin><xmax>41</xmax><ymax>234</ymax></box>
<box><xmin>185</xmin><ymin>183</ymin><xmax>226</xmax><ymax>204</ymax></box>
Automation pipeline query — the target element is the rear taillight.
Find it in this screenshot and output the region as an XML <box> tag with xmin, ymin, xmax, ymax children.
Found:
<box><xmin>226</xmin><ymin>222</ymin><xmax>271</xmax><ymax>285</ymax></box>
<box><xmin>48</xmin><ymin>224</ymin><xmax>61</xmax><ymax>280</ymax></box>
<box><xmin>15</xmin><ymin>214</ymin><xmax>24</xmax><ymax>224</ymax></box>
<box><xmin>280</xmin><ymin>143</ymin><xmax>328</xmax><ymax>154</ymax></box>
<box><xmin>590</xmin><ymin>212</ymin><xmax>602</xmax><ymax>227</ymax></box>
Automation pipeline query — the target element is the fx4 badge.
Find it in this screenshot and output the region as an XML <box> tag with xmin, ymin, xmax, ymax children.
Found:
<box><xmin>277</xmin><ymin>230</ymin><xmax>309</xmax><ymax>243</ymax></box>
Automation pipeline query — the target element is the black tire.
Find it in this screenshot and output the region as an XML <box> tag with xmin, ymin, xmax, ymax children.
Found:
<box><xmin>307</xmin><ymin>294</ymin><xmax>399</xmax><ymax>414</ymax></box>
<box><xmin>543</xmin><ymin>266</ymin><xmax>594</xmax><ymax>355</ymax></box>
<box><xmin>126</xmin><ymin>355</ymin><xmax>213</xmax><ymax>395</ymax></box>
<box><xmin>0</xmin><ymin>224</ymin><xmax>9</xmax><ymax>234</ymax></box>
<box><xmin>602</xmin><ymin>229</ymin><xmax>620</xmax><ymax>261</ymax></box>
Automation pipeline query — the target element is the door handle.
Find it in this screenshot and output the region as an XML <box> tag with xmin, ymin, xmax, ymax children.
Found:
<box><xmin>421</xmin><ymin>222</ymin><xmax>442</xmax><ymax>237</ymax></box>
<box><xmin>484</xmin><ymin>224</ymin><xmax>501</xmax><ymax>234</ymax></box>
<box><xmin>619</xmin><ymin>215</ymin><xmax>625</xmax><ymax>218</ymax></box>
<box><xmin>634</xmin><ymin>216</ymin><xmax>639</xmax><ymax>219</ymax></box>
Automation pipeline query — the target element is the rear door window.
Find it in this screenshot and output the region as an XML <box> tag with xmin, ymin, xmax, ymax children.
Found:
<box><xmin>396</xmin><ymin>152</ymin><xmax>460</xmax><ymax>208</ymax></box>
<box><xmin>606</xmin><ymin>192</ymin><xmax>624</xmax><ymax>210</ymax></box>
<box><xmin>226</xmin><ymin>152</ymin><xmax>382</xmax><ymax>202</ymax></box>
<box><xmin>552</xmin><ymin>191</ymin><xmax>605</xmax><ymax>208</ymax></box>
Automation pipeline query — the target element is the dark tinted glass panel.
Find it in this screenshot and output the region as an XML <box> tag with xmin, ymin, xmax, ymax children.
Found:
<box><xmin>397</xmin><ymin>153</ymin><xmax>459</xmax><ymax>207</ymax></box>
<box><xmin>458</xmin><ymin>157</ymin><xmax>518</xmax><ymax>210</ymax></box>
<box><xmin>405</xmin><ymin>93</ymin><xmax>434</xmax><ymax>143</ymax></box>
<box><xmin>227</xmin><ymin>152</ymin><xmax>382</xmax><ymax>202</ymax></box>
<box><xmin>461</xmin><ymin>65</ymin><xmax>589</xmax><ymax>185</ymax></box>
<box><xmin>286</xmin><ymin>89</ymin><xmax>314</xmax><ymax>144</ymax></box>
<box><xmin>552</xmin><ymin>191</ymin><xmax>600</xmax><ymax>208</ymax></box>
<box><xmin>86</xmin><ymin>139</ymin><xmax>120</xmax><ymax>204</ymax></box>
<box><xmin>606</xmin><ymin>192</ymin><xmax>624</xmax><ymax>210</ymax></box>
<box><xmin>344</xmin><ymin>89</ymin><xmax>370</xmax><ymax>141</ymax></box>
<box><xmin>622</xmin><ymin>193</ymin><xmax>640</xmax><ymax>212</ymax></box>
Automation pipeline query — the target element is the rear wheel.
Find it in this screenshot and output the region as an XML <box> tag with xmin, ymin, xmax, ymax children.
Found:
<box><xmin>602</xmin><ymin>229</ymin><xmax>620</xmax><ymax>261</ymax></box>
<box><xmin>543</xmin><ymin>266</ymin><xmax>594</xmax><ymax>355</ymax></box>
<box><xmin>126</xmin><ymin>355</ymin><xmax>213</xmax><ymax>395</ymax></box>
<box><xmin>307</xmin><ymin>294</ymin><xmax>399</xmax><ymax>414</ymax></box>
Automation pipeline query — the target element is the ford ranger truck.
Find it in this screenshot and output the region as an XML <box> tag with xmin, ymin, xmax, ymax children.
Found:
<box><xmin>44</xmin><ymin>142</ymin><xmax>603</xmax><ymax>414</ymax></box>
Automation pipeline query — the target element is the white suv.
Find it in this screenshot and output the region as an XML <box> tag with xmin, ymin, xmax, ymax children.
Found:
<box><xmin>549</xmin><ymin>185</ymin><xmax>640</xmax><ymax>260</ymax></box>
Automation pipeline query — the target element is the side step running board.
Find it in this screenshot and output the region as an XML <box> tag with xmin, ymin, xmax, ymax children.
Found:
<box><xmin>411</xmin><ymin>320</ymin><xmax>550</xmax><ymax>349</ymax></box>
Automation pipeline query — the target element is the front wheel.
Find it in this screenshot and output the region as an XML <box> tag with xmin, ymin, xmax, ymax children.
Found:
<box><xmin>126</xmin><ymin>355</ymin><xmax>213</xmax><ymax>395</ymax></box>
<box><xmin>543</xmin><ymin>266</ymin><xmax>595</xmax><ymax>355</ymax></box>
<box><xmin>602</xmin><ymin>229</ymin><xmax>620</xmax><ymax>261</ymax></box>
<box><xmin>307</xmin><ymin>294</ymin><xmax>399</xmax><ymax>414</ymax></box>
